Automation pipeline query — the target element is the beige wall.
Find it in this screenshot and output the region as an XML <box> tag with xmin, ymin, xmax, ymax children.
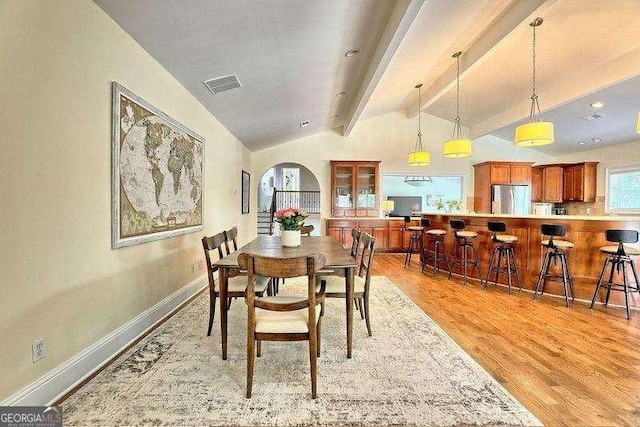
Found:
<box><xmin>0</xmin><ymin>1</ymin><xmax>253</xmax><ymax>400</ymax></box>
<box><xmin>554</xmin><ymin>138</ymin><xmax>640</xmax><ymax>214</ymax></box>
<box><xmin>556</xmin><ymin>138</ymin><xmax>640</xmax><ymax>196</ymax></box>
<box><xmin>253</xmin><ymin>111</ymin><xmax>553</xmax><ymax>221</ymax></box>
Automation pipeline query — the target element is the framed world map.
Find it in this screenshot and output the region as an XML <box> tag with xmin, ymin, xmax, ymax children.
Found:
<box><xmin>112</xmin><ymin>82</ymin><xmax>204</xmax><ymax>249</ymax></box>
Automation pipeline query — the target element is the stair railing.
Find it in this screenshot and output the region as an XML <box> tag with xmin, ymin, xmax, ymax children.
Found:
<box><xmin>265</xmin><ymin>189</ymin><xmax>320</xmax><ymax>236</ymax></box>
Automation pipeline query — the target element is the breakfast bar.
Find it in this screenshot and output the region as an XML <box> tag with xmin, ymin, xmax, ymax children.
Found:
<box><xmin>420</xmin><ymin>213</ymin><xmax>640</xmax><ymax>305</ymax></box>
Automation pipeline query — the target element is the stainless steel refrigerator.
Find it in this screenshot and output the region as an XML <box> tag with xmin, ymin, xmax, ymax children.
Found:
<box><xmin>491</xmin><ymin>185</ymin><xmax>531</xmax><ymax>214</ymax></box>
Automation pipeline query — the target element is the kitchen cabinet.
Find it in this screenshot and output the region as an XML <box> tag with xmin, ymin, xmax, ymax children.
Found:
<box><xmin>326</xmin><ymin>220</ymin><xmax>357</xmax><ymax>250</ymax></box>
<box><xmin>330</xmin><ymin>160</ymin><xmax>381</xmax><ymax>217</ymax></box>
<box><xmin>473</xmin><ymin>161</ymin><xmax>533</xmax><ymax>213</ymax></box>
<box><xmin>542</xmin><ymin>166</ymin><xmax>564</xmax><ymax>203</ymax></box>
<box><xmin>532</xmin><ymin>167</ymin><xmax>543</xmax><ymax>202</ymax></box>
<box><xmin>563</xmin><ymin>162</ymin><xmax>598</xmax><ymax>202</ymax></box>
<box><xmin>326</xmin><ymin>218</ymin><xmax>418</xmax><ymax>252</ymax></box>
<box><xmin>357</xmin><ymin>220</ymin><xmax>389</xmax><ymax>250</ymax></box>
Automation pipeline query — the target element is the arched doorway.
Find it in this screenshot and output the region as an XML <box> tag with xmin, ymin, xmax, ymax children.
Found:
<box><xmin>257</xmin><ymin>163</ymin><xmax>320</xmax><ymax>235</ymax></box>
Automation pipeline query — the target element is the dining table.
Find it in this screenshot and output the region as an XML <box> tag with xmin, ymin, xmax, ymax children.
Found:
<box><xmin>212</xmin><ymin>235</ymin><xmax>358</xmax><ymax>359</ymax></box>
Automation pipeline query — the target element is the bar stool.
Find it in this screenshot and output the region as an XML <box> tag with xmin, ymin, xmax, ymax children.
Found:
<box><xmin>448</xmin><ymin>219</ymin><xmax>481</xmax><ymax>285</ymax></box>
<box><xmin>422</xmin><ymin>222</ymin><xmax>451</xmax><ymax>276</ymax></box>
<box><xmin>403</xmin><ymin>216</ymin><xmax>424</xmax><ymax>267</ymax></box>
<box><xmin>533</xmin><ymin>224</ymin><xmax>575</xmax><ymax>307</ymax></box>
<box><xmin>589</xmin><ymin>229</ymin><xmax>640</xmax><ymax>319</ymax></box>
<box><xmin>483</xmin><ymin>221</ymin><xmax>521</xmax><ymax>294</ymax></box>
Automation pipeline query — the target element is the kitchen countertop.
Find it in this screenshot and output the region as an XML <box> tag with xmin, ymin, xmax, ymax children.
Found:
<box><xmin>325</xmin><ymin>217</ymin><xmax>419</xmax><ymax>220</ymax></box>
<box><xmin>418</xmin><ymin>212</ymin><xmax>640</xmax><ymax>221</ymax></box>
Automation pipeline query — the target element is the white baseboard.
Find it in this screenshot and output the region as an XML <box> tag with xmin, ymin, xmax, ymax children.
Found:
<box><xmin>2</xmin><ymin>275</ymin><xmax>208</xmax><ymax>406</ymax></box>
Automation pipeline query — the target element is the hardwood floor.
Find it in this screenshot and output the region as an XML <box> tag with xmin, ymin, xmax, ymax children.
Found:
<box><xmin>374</xmin><ymin>253</ymin><xmax>640</xmax><ymax>426</ymax></box>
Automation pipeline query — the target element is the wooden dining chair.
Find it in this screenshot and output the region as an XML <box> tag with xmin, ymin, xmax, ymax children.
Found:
<box><xmin>350</xmin><ymin>228</ymin><xmax>362</xmax><ymax>258</ymax></box>
<box><xmin>320</xmin><ymin>232</ymin><xmax>376</xmax><ymax>336</ymax></box>
<box><xmin>273</xmin><ymin>225</ymin><xmax>315</xmax><ymax>294</ymax></box>
<box><xmin>201</xmin><ymin>232</ymin><xmax>272</xmax><ymax>336</ymax></box>
<box><xmin>301</xmin><ymin>224</ymin><xmax>314</xmax><ymax>236</ymax></box>
<box><xmin>318</xmin><ymin>228</ymin><xmax>363</xmax><ymax>311</ymax></box>
<box><xmin>239</xmin><ymin>252</ymin><xmax>326</xmax><ymax>399</ymax></box>
<box><xmin>224</xmin><ymin>226</ymin><xmax>239</xmax><ymax>255</ymax></box>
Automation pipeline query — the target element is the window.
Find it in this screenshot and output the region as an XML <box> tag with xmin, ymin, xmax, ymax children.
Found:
<box><xmin>382</xmin><ymin>174</ymin><xmax>464</xmax><ymax>215</ymax></box>
<box><xmin>606</xmin><ymin>166</ymin><xmax>640</xmax><ymax>213</ymax></box>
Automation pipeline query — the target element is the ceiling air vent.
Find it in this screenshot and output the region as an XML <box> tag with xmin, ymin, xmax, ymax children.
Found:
<box><xmin>203</xmin><ymin>74</ymin><xmax>241</xmax><ymax>95</ymax></box>
<box><xmin>580</xmin><ymin>112</ymin><xmax>606</xmax><ymax>121</ymax></box>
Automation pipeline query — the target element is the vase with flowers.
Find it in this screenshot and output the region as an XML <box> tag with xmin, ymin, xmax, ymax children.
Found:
<box><xmin>274</xmin><ymin>208</ymin><xmax>309</xmax><ymax>247</ymax></box>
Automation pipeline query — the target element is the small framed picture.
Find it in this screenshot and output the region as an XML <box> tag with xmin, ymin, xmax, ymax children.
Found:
<box><xmin>241</xmin><ymin>170</ymin><xmax>250</xmax><ymax>214</ymax></box>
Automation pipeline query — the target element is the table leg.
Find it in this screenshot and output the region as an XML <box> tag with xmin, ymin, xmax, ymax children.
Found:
<box><xmin>346</xmin><ymin>266</ymin><xmax>354</xmax><ymax>358</ymax></box>
<box><xmin>219</xmin><ymin>267</ymin><xmax>228</xmax><ymax>360</ymax></box>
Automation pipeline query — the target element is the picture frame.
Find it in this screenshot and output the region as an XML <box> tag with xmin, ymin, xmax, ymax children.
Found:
<box><xmin>111</xmin><ymin>82</ymin><xmax>204</xmax><ymax>249</ymax></box>
<box><xmin>241</xmin><ymin>170</ymin><xmax>250</xmax><ymax>214</ymax></box>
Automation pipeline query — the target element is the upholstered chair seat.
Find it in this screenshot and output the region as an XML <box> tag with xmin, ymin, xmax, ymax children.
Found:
<box><xmin>321</xmin><ymin>275</ymin><xmax>366</xmax><ymax>294</ymax></box>
<box><xmin>255</xmin><ymin>297</ymin><xmax>322</xmax><ymax>334</ymax></box>
<box><xmin>214</xmin><ymin>275</ymin><xmax>270</xmax><ymax>293</ymax></box>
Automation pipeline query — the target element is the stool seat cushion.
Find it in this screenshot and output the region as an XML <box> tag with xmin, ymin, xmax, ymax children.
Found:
<box><xmin>426</xmin><ymin>229</ymin><xmax>447</xmax><ymax>235</ymax></box>
<box><xmin>541</xmin><ymin>239</ymin><xmax>574</xmax><ymax>249</ymax></box>
<box><xmin>600</xmin><ymin>245</ymin><xmax>640</xmax><ymax>256</ymax></box>
<box><xmin>215</xmin><ymin>275</ymin><xmax>270</xmax><ymax>293</ymax></box>
<box><xmin>495</xmin><ymin>234</ymin><xmax>518</xmax><ymax>243</ymax></box>
<box><xmin>455</xmin><ymin>231</ymin><xmax>478</xmax><ymax>238</ymax></box>
<box><xmin>406</xmin><ymin>226</ymin><xmax>425</xmax><ymax>231</ymax></box>
<box><xmin>255</xmin><ymin>296</ymin><xmax>320</xmax><ymax>334</ymax></box>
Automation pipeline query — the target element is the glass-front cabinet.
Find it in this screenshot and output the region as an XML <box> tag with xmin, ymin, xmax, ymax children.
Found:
<box><xmin>330</xmin><ymin>160</ymin><xmax>380</xmax><ymax>217</ymax></box>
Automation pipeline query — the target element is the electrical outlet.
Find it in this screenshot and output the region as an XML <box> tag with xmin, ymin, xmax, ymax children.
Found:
<box><xmin>190</xmin><ymin>262</ymin><xmax>196</xmax><ymax>273</ymax></box>
<box><xmin>32</xmin><ymin>339</ymin><xmax>44</xmax><ymax>363</ymax></box>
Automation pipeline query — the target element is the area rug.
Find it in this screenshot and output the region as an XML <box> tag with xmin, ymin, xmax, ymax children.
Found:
<box><xmin>62</xmin><ymin>276</ymin><xmax>541</xmax><ymax>426</ymax></box>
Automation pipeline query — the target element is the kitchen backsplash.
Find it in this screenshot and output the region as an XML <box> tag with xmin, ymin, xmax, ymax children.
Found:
<box><xmin>559</xmin><ymin>196</ymin><xmax>605</xmax><ymax>215</ymax></box>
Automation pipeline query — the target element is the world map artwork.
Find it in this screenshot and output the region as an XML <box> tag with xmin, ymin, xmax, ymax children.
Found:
<box><xmin>115</xmin><ymin>90</ymin><xmax>203</xmax><ymax>245</ymax></box>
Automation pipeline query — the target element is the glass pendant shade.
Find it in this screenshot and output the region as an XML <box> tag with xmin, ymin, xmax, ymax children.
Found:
<box><xmin>407</xmin><ymin>150</ymin><xmax>431</xmax><ymax>166</ymax></box>
<box><xmin>443</xmin><ymin>138</ymin><xmax>472</xmax><ymax>158</ymax></box>
<box><xmin>637</xmin><ymin>111</ymin><xmax>640</xmax><ymax>134</ymax></box>
<box><xmin>514</xmin><ymin>121</ymin><xmax>555</xmax><ymax>146</ymax></box>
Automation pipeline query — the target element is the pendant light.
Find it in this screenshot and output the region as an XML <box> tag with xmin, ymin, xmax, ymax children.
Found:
<box><xmin>404</xmin><ymin>176</ymin><xmax>433</xmax><ymax>186</ymax></box>
<box><xmin>636</xmin><ymin>111</ymin><xmax>640</xmax><ymax>133</ymax></box>
<box><xmin>443</xmin><ymin>51</ymin><xmax>472</xmax><ymax>158</ymax></box>
<box><xmin>514</xmin><ymin>17</ymin><xmax>554</xmax><ymax>147</ymax></box>
<box><xmin>407</xmin><ymin>84</ymin><xmax>431</xmax><ymax>166</ymax></box>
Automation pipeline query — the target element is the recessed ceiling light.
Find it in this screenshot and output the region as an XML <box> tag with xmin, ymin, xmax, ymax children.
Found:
<box><xmin>330</xmin><ymin>115</ymin><xmax>339</xmax><ymax>119</ymax></box>
<box><xmin>299</xmin><ymin>120</ymin><xmax>310</xmax><ymax>128</ymax></box>
<box><xmin>344</xmin><ymin>49</ymin><xmax>359</xmax><ymax>57</ymax></box>
<box><xmin>336</xmin><ymin>92</ymin><xmax>347</xmax><ymax>98</ymax></box>
<box><xmin>590</xmin><ymin>101</ymin><xmax>604</xmax><ymax>109</ymax></box>
<box><xmin>592</xmin><ymin>137</ymin><xmax>603</xmax><ymax>143</ymax></box>
<box><xmin>578</xmin><ymin>141</ymin><xmax>588</xmax><ymax>145</ymax></box>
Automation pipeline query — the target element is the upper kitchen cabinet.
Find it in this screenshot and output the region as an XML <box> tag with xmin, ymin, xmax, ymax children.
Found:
<box><xmin>473</xmin><ymin>162</ymin><xmax>533</xmax><ymax>213</ymax></box>
<box><xmin>330</xmin><ymin>160</ymin><xmax>381</xmax><ymax>217</ymax></box>
<box><xmin>532</xmin><ymin>166</ymin><xmax>543</xmax><ymax>202</ymax></box>
<box><xmin>542</xmin><ymin>166</ymin><xmax>564</xmax><ymax>203</ymax></box>
<box><xmin>563</xmin><ymin>162</ymin><xmax>598</xmax><ymax>202</ymax></box>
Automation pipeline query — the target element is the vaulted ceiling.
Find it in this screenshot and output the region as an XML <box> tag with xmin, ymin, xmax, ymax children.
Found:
<box><xmin>95</xmin><ymin>0</ymin><xmax>640</xmax><ymax>154</ymax></box>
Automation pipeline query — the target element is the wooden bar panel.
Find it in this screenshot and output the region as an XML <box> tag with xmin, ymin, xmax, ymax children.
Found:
<box><xmin>421</xmin><ymin>213</ymin><xmax>640</xmax><ymax>306</ymax></box>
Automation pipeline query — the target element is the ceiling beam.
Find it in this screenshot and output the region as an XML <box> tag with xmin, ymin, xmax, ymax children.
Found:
<box><xmin>469</xmin><ymin>46</ymin><xmax>640</xmax><ymax>139</ymax></box>
<box><xmin>342</xmin><ymin>0</ymin><xmax>424</xmax><ymax>137</ymax></box>
<box><xmin>406</xmin><ymin>0</ymin><xmax>554</xmax><ymax>119</ymax></box>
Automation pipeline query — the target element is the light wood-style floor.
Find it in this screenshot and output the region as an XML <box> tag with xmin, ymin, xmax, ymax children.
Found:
<box><xmin>374</xmin><ymin>253</ymin><xmax>640</xmax><ymax>427</ymax></box>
